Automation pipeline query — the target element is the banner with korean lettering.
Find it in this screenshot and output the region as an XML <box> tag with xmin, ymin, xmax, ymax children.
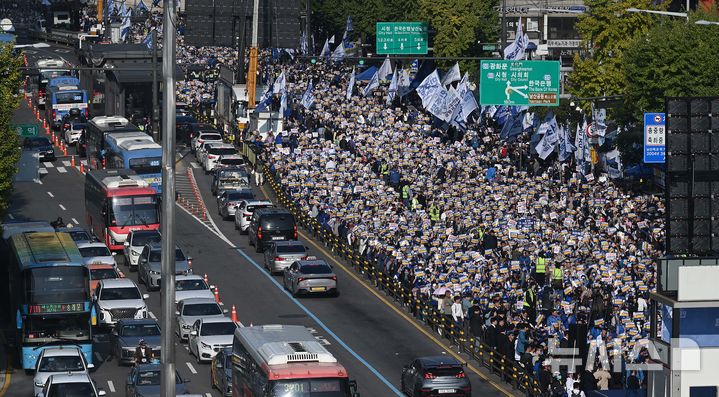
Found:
<box><xmin>643</xmin><ymin>112</ymin><xmax>665</xmax><ymax>164</ymax></box>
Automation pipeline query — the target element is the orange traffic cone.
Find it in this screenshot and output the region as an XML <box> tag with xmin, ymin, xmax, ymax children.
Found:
<box><xmin>71</xmin><ymin>155</ymin><xmax>76</xmax><ymax>167</ymax></box>
<box><xmin>204</xmin><ymin>274</ymin><xmax>209</xmax><ymax>285</ymax></box>
<box><xmin>80</xmin><ymin>162</ymin><xmax>85</xmax><ymax>174</ymax></box>
<box><xmin>63</xmin><ymin>145</ymin><xmax>67</xmax><ymax>156</ymax></box>
<box><xmin>231</xmin><ymin>305</ymin><xmax>238</xmax><ymax>323</ymax></box>
<box><xmin>214</xmin><ymin>286</ymin><xmax>220</xmax><ymax>303</ymax></box>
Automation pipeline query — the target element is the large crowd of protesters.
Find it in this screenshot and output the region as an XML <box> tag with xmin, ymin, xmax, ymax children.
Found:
<box><xmin>114</xmin><ymin>9</ymin><xmax>663</xmax><ymax>396</ymax></box>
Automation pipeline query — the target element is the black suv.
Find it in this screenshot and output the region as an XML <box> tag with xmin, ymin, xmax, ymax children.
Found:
<box><xmin>247</xmin><ymin>208</ymin><xmax>296</xmax><ymax>253</ymax></box>
<box><xmin>401</xmin><ymin>356</ymin><xmax>471</xmax><ymax>397</ymax></box>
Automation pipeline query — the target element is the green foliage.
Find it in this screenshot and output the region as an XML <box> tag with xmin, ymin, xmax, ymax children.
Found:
<box><xmin>623</xmin><ymin>14</ymin><xmax>719</xmax><ymax>120</ymax></box>
<box><xmin>312</xmin><ymin>0</ymin><xmax>420</xmax><ymax>42</ymax></box>
<box><xmin>568</xmin><ymin>0</ymin><xmax>662</xmax><ymax>101</ymax></box>
<box><xmin>0</xmin><ymin>44</ymin><xmax>23</xmax><ymax>216</ymax></box>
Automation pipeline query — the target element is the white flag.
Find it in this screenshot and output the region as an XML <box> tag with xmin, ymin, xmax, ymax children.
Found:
<box><xmin>386</xmin><ymin>69</ymin><xmax>398</xmax><ymax>105</ymax></box>
<box><xmin>428</xmin><ymin>87</ymin><xmax>451</xmax><ymax>121</ymax></box>
<box><xmin>503</xmin><ymin>17</ymin><xmax>529</xmax><ymax>61</ymax></box>
<box><xmin>536</xmin><ymin>134</ymin><xmax>557</xmax><ymax>160</ymax></box>
<box><xmin>363</xmin><ymin>71</ymin><xmax>379</xmax><ymax>97</ymax></box>
<box><xmin>328</xmin><ymin>35</ymin><xmax>336</xmax><ymax>44</ymax></box>
<box><xmin>441</xmin><ymin>62</ymin><xmax>461</xmax><ymax>86</ymax></box>
<box><xmin>378</xmin><ymin>57</ymin><xmax>393</xmax><ymax>82</ymax></box>
<box><xmin>272</xmin><ymin>71</ymin><xmax>286</xmax><ymax>94</ymax></box>
<box><xmin>416</xmin><ymin>69</ymin><xmax>441</xmax><ymax>109</ymax></box>
<box><xmin>346</xmin><ymin>67</ymin><xmax>355</xmax><ymax>100</ymax></box>
<box><xmin>398</xmin><ymin>68</ymin><xmax>411</xmax><ymax>97</ymax></box>
<box><xmin>537</xmin><ymin>114</ymin><xmax>559</xmax><ymax>145</ymax></box>
<box><xmin>320</xmin><ymin>39</ymin><xmax>330</xmax><ymax>57</ymax></box>
<box><xmin>331</xmin><ymin>43</ymin><xmax>345</xmax><ymax>62</ymax></box>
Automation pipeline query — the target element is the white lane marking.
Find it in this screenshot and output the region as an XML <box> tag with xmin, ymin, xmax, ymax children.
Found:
<box><xmin>8</xmin><ymin>214</ymin><xmax>14</xmax><ymax>219</ymax></box>
<box><xmin>186</xmin><ymin>362</ymin><xmax>197</xmax><ymax>374</ymax></box>
<box><xmin>72</xmin><ymin>218</ymin><xmax>79</xmax><ymax>225</ymax></box>
<box><xmin>44</xmin><ymin>161</ymin><xmax>54</xmax><ymax>168</ymax></box>
<box><xmin>107</xmin><ymin>380</ymin><xmax>116</xmax><ymax>393</ymax></box>
<box><xmin>94</xmin><ymin>352</ymin><xmax>103</xmax><ymax>363</ymax></box>
<box><xmin>47</xmin><ymin>191</ymin><xmax>54</xmax><ymax>197</ymax></box>
<box><xmin>190</xmin><ymin>162</ymin><xmax>200</xmax><ymax>169</ymax></box>
<box><xmin>57</xmin><ymin>166</ymin><xmax>67</xmax><ymax>173</ymax></box>
<box><xmin>148</xmin><ymin>311</ymin><xmax>157</xmax><ymax>319</ymax></box>
<box><xmin>39</xmin><ymin>168</ymin><xmax>48</xmax><ymax>174</ymax></box>
<box><xmin>62</xmin><ymin>160</ymin><xmax>71</xmax><ymax>167</ymax></box>
<box><xmin>59</xmin><ymin>204</ymin><xmax>66</xmax><ymax>211</ymax></box>
<box><xmin>205</xmin><ymin>394</ymin><xmax>212</xmax><ymax>397</ymax></box>
<box><xmin>37</xmin><ymin>179</ymin><xmax>43</xmax><ymax>184</ymax></box>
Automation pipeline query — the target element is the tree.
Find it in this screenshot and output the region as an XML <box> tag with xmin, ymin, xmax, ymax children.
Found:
<box><xmin>0</xmin><ymin>44</ymin><xmax>23</xmax><ymax>217</ymax></box>
<box><xmin>623</xmin><ymin>15</ymin><xmax>719</xmax><ymax>121</ymax></box>
<box><xmin>568</xmin><ymin>0</ymin><xmax>662</xmax><ymax>103</ymax></box>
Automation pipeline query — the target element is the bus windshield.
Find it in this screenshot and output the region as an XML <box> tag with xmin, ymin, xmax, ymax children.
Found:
<box><xmin>110</xmin><ymin>195</ymin><xmax>159</xmax><ymax>227</ymax></box>
<box><xmin>129</xmin><ymin>157</ymin><xmax>161</xmax><ymax>175</ymax></box>
<box><xmin>268</xmin><ymin>378</ymin><xmax>350</xmax><ymax>397</ymax></box>
<box><xmin>24</xmin><ymin>267</ymin><xmax>89</xmax><ymax>304</ymax></box>
<box><xmin>23</xmin><ymin>312</ymin><xmax>91</xmax><ymax>342</ymax></box>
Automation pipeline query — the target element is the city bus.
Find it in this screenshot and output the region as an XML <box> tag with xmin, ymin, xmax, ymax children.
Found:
<box><xmin>45</xmin><ymin>76</ymin><xmax>89</xmax><ymax>130</ymax></box>
<box><xmin>2</xmin><ymin>224</ymin><xmax>93</xmax><ymax>370</ymax></box>
<box><xmin>232</xmin><ymin>324</ymin><xmax>359</xmax><ymax>397</ymax></box>
<box><xmin>85</xmin><ymin>169</ymin><xmax>160</xmax><ymax>251</ymax></box>
<box><xmin>85</xmin><ymin>116</ymin><xmax>142</xmax><ymax>170</ymax></box>
<box><xmin>36</xmin><ymin>58</ymin><xmax>72</xmax><ymax>109</ymax></box>
<box><xmin>105</xmin><ymin>131</ymin><xmax>162</xmax><ymax>193</ymax></box>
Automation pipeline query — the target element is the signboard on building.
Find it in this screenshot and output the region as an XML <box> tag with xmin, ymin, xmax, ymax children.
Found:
<box><xmin>547</xmin><ymin>39</ymin><xmax>582</xmax><ymax>48</ymax></box>
<box><xmin>644</xmin><ymin>112</ymin><xmax>666</xmax><ymax>164</ymax></box>
<box><xmin>479</xmin><ymin>60</ymin><xmax>560</xmax><ymax>106</ymax></box>
<box><xmin>375</xmin><ymin>22</ymin><xmax>428</xmax><ymax>55</ymax></box>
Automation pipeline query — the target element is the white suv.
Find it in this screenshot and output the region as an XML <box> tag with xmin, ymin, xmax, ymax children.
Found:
<box><xmin>203</xmin><ymin>143</ymin><xmax>237</xmax><ymax>173</ymax></box>
<box><xmin>93</xmin><ymin>279</ymin><xmax>149</xmax><ymax>328</ymax></box>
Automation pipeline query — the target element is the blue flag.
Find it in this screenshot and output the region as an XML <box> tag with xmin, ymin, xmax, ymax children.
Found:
<box><xmin>558</xmin><ymin>125</ymin><xmax>576</xmax><ymax>162</ymax></box>
<box><xmin>362</xmin><ymin>71</ymin><xmax>379</xmax><ymax>97</ymax></box>
<box><xmin>255</xmin><ymin>85</ymin><xmax>274</xmax><ymax>112</ymax></box>
<box><xmin>493</xmin><ymin>106</ymin><xmax>511</xmax><ymax>126</ymax></box>
<box><xmin>143</xmin><ymin>30</ymin><xmax>154</xmax><ymax>49</ymax></box>
<box><xmin>500</xmin><ymin>111</ymin><xmax>525</xmax><ymax>143</ymax></box>
<box><xmin>136</xmin><ymin>0</ymin><xmax>148</xmax><ymax>12</ymax></box>
<box><xmin>301</xmin><ymin>80</ymin><xmax>315</xmax><ymax>109</ymax></box>
<box><xmin>152</xmin><ymin>0</ymin><xmax>160</xmax><ymax>6</ymax></box>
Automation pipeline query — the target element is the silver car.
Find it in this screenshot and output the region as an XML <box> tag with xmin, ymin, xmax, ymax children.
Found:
<box><xmin>233</xmin><ymin>200</ymin><xmax>274</xmax><ymax>234</ymax></box>
<box><xmin>264</xmin><ymin>241</ymin><xmax>309</xmax><ymax>274</ymax></box>
<box><xmin>138</xmin><ymin>241</ymin><xmax>192</xmax><ymax>291</ymax></box>
<box><xmin>283</xmin><ymin>259</ymin><xmax>338</xmax><ymax>297</ymax></box>
<box><xmin>175</xmin><ymin>298</ymin><xmax>226</xmax><ymax>341</ymax></box>
<box><xmin>77</xmin><ymin>241</ymin><xmax>116</xmax><ymax>266</ymax></box>
<box><xmin>175</xmin><ymin>275</ymin><xmax>215</xmax><ymax>304</ymax></box>
<box><xmin>33</xmin><ymin>347</ymin><xmax>93</xmax><ymax>396</ymax></box>
<box><xmin>217</xmin><ymin>189</ymin><xmax>255</xmax><ymax>220</ymax></box>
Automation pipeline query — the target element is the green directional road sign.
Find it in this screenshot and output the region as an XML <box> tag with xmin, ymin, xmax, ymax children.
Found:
<box><xmin>376</xmin><ymin>22</ymin><xmax>428</xmax><ymax>55</ymax></box>
<box><xmin>479</xmin><ymin>60</ymin><xmax>560</xmax><ymax>106</ymax></box>
<box><xmin>13</xmin><ymin>123</ymin><xmax>39</xmax><ymax>137</ymax></box>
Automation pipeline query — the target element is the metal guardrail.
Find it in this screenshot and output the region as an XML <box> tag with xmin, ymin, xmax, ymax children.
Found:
<box><xmin>260</xmin><ymin>156</ymin><xmax>544</xmax><ymax>396</ymax></box>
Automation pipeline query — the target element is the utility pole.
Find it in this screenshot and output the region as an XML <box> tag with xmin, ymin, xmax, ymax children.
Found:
<box><xmin>501</xmin><ymin>0</ymin><xmax>507</xmax><ymax>50</ymax></box>
<box><xmin>152</xmin><ymin>29</ymin><xmax>159</xmax><ymax>142</ymax></box>
<box><xmin>160</xmin><ymin>0</ymin><xmax>177</xmax><ymax>396</ymax></box>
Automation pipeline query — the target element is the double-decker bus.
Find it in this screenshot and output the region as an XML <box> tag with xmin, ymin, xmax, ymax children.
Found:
<box><xmin>105</xmin><ymin>131</ymin><xmax>162</xmax><ymax>193</ymax></box>
<box><xmin>232</xmin><ymin>324</ymin><xmax>359</xmax><ymax>397</ymax></box>
<box><xmin>36</xmin><ymin>58</ymin><xmax>72</xmax><ymax>109</ymax></box>
<box><xmin>86</xmin><ymin>116</ymin><xmax>142</xmax><ymax>170</ymax></box>
<box><xmin>45</xmin><ymin>76</ymin><xmax>89</xmax><ymax>130</ymax></box>
<box><xmin>2</xmin><ymin>223</ymin><xmax>93</xmax><ymax>369</ymax></box>
<box><xmin>85</xmin><ymin>169</ymin><xmax>160</xmax><ymax>251</ymax></box>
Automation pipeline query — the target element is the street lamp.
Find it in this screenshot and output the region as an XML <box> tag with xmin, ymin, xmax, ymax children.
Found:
<box><xmin>626</xmin><ymin>7</ymin><xmax>689</xmax><ymax>20</ymax></box>
<box><xmin>695</xmin><ymin>20</ymin><xmax>719</xmax><ymax>25</ymax></box>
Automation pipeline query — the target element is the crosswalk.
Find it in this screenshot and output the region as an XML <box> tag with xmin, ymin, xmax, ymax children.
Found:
<box><xmin>38</xmin><ymin>159</ymin><xmax>87</xmax><ymax>176</ymax></box>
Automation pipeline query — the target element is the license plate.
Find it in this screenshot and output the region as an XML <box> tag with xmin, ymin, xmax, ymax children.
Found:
<box><xmin>438</xmin><ymin>390</ymin><xmax>455</xmax><ymax>394</ymax></box>
<box><xmin>271</xmin><ymin>236</ymin><xmax>285</xmax><ymax>241</ymax></box>
<box><xmin>310</xmin><ymin>287</ymin><xmax>326</xmax><ymax>292</ymax></box>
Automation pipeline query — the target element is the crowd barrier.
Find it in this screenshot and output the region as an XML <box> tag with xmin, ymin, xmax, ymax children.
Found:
<box><xmin>253</xmin><ymin>144</ymin><xmax>544</xmax><ymax>396</ymax></box>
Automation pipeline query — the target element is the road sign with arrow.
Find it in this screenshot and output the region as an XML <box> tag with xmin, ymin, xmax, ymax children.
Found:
<box><xmin>376</xmin><ymin>22</ymin><xmax>428</xmax><ymax>55</ymax></box>
<box><xmin>479</xmin><ymin>60</ymin><xmax>560</xmax><ymax>106</ymax></box>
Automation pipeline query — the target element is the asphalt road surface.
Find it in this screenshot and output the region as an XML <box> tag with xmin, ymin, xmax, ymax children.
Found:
<box><xmin>2</xmin><ymin>44</ymin><xmax>515</xmax><ymax>397</ymax></box>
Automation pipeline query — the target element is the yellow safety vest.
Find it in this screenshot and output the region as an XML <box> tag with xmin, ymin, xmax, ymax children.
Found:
<box><xmin>380</xmin><ymin>163</ymin><xmax>389</xmax><ymax>175</ymax></box>
<box><xmin>552</xmin><ymin>267</ymin><xmax>563</xmax><ymax>280</ymax></box>
<box><xmin>402</xmin><ymin>185</ymin><xmax>410</xmax><ymax>199</ymax></box>
<box><xmin>429</xmin><ymin>206</ymin><xmax>440</xmax><ymax>221</ymax></box>
<box><xmin>535</xmin><ymin>257</ymin><xmax>546</xmax><ymax>273</ymax></box>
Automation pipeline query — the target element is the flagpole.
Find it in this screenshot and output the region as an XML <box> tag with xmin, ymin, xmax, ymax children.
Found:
<box><xmin>501</xmin><ymin>0</ymin><xmax>507</xmax><ymax>50</ymax></box>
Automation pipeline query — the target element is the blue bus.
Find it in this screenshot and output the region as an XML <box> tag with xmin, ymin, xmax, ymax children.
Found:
<box><xmin>2</xmin><ymin>223</ymin><xmax>93</xmax><ymax>369</ymax></box>
<box><xmin>104</xmin><ymin>131</ymin><xmax>162</xmax><ymax>193</ymax></box>
<box><xmin>46</xmin><ymin>76</ymin><xmax>88</xmax><ymax>130</ymax></box>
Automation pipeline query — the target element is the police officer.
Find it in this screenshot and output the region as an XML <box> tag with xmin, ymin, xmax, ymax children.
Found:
<box><xmin>533</xmin><ymin>252</ymin><xmax>547</xmax><ymax>286</ymax></box>
<box><xmin>401</xmin><ymin>182</ymin><xmax>411</xmax><ymax>207</ymax></box>
<box><xmin>551</xmin><ymin>262</ymin><xmax>563</xmax><ymax>291</ymax></box>
<box><xmin>429</xmin><ymin>203</ymin><xmax>441</xmax><ymax>224</ymax></box>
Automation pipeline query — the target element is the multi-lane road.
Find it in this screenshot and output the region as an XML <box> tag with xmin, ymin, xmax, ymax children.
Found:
<box><xmin>1</xmin><ymin>44</ymin><xmax>515</xmax><ymax>397</ymax></box>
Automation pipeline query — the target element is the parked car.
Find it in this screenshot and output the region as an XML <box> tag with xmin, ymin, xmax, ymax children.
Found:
<box><xmin>175</xmin><ymin>298</ymin><xmax>225</xmax><ymax>341</ymax></box>
<box><xmin>33</xmin><ymin>347</ymin><xmax>94</xmax><ymax>396</ymax></box>
<box><xmin>188</xmin><ymin>317</ymin><xmax>237</xmax><ymax>363</ymax></box>
<box><xmin>217</xmin><ymin>189</ymin><xmax>255</xmax><ymax>220</ymax></box>
<box><xmin>123</xmin><ymin>230</ymin><xmax>161</xmax><ymax>269</ymax></box>
<box><xmin>125</xmin><ymin>363</ymin><xmax>187</xmax><ymax>397</ymax></box>
<box><xmin>175</xmin><ymin>275</ymin><xmax>214</xmax><ymax>304</ymax></box>
<box><xmin>93</xmin><ymin>278</ymin><xmax>149</xmax><ymax>328</ymax></box>
<box><xmin>400</xmin><ymin>356</ymin><xmax>471</xmax><ymax>397</ymax></box>
<box><xmin>283</xmin><ymin>259</ymin><xmax>338</xmax><ymax>297</ymax></box>
<box><xmin>111</xmin><ymin>319</ymin><xmax>161</xmax><ymax>365</ymax></box>
<box><xmin>263</xmin><ymin>241</ymin><xmax>309</xmax><ymax>274</ymax></box>
<box><xmin>77</xmin><ymin>241</ymin><xmax>116</xmax><ymax>266</ymax></box>
<box><xmin>138</xmin><ymin>241</ymin><xmax>192</xmax><ymax>291</ymax></box>
<box><xmin>248</xmin><ymin>208</ymin><xmax>297</xmax><ymax>253</ymax></box>
<box><xmin>36</xmin><ymin>373</ymin><xmax>106</xmax><ymax>397</ymax></box>
<box><xmin>210</xmin><ymin>347</ymin><xmax>232</xmax><ymax>396</ymax></box>
<box><xmin>23</xmin><ymin>136</ymin><xmax>55</xmax><ymax>161</ymax></box>
<box><xmin>233</xmin><ymin>200</ymin><xmax>274</xmax><ymax>234</ymax></box>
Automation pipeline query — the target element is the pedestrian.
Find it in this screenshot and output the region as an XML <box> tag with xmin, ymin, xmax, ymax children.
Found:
<box><xmin>451</xmin><ymin>296</ymin><xmax>465</xmax><ymax>327</ymax></box>
<box><xmin>625</xmin><ymin>370</ymin><xmax>640</xmax><ymax>397</ymax></box>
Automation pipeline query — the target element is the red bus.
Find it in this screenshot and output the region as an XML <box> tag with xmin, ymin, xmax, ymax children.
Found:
<box><xmin>231</xmin><ymin>324</ymin><xmax>359</xmax><ymax>397</ymax></box>
<box><xmin>84</xmin><ymin>169</ymin><xmax>160</xmax><ymax>251</ymax></box>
